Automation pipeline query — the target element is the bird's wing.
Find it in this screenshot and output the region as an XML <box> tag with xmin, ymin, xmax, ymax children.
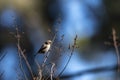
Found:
<box><xmin>38</xmin><ymin>44</ymin><xmax>47</xmax><ymax>53</ymax></box>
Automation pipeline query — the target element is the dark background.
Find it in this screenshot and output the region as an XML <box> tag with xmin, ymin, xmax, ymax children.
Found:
<box><xmin>0</xmin><ymin>0</ymin><xmax>120</xmax><ymax>80</ymax></box>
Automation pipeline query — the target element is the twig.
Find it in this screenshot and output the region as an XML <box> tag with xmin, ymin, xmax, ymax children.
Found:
<box><xmin>42</xmin><ymin>52</ymin><xmax>50</xmax><ymax>68</ymax></box>
<box><xmin>15</xmin><ymin>67</ymin><xmax>24</xmax><ymax>80</ymax></box>
<box><xmin>15</xmin><ymin>28</ymin><xmax>34</xmax><ymax>79</ymax></box>
<box><xmin>112</xmin><ymin>28</ymin><xmax>120</xmax><ymax>71</ymax></box>
<box><xmin>50</xmin><ymin>63</ymin><xmax>55</xmax><ymax>80</ymax></box>
<box><xmin>18</xmin><ymin>46</ymin><xmax>28</xmax><ymax>80</ymax></box>
<box><xmin>35</xmin><ymin>60</ymin><xmax>42</xmax><ymax>80</ymax></box>
<box><xmin>57</xmin><ymin>35</ymin><xmax>77</xmax><ymax>77</ymax></box>
<box><xmin>37</xmin><ymin>69</ymin><xmax>42</xmax><ymax>80</ymax></box>
<box><xmin>51</xmin><ymin>33</ymin><xmax>57</xmax><ymax>45</ymax></box>
<box><xmin>13</xmin><ymin>17</ymin><xmax>33</xmax><ymax>79</ymax></box>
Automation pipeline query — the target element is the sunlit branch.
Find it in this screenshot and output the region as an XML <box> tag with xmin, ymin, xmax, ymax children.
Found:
<box><xmin>112</xmin><ymin>28</ymin><xmax>120</xmax><ymax>72</ymax></box>
<box><xmin>50</xmin><ymin>63</ymin><xmax>55</xmax><ymax>80</ymax></box>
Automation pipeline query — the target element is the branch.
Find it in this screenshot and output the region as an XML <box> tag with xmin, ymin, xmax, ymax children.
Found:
<box><xmin>112</xmin><ymin>28</ymin><xmax>120</xmax><ymax>71</ymax></box>
<box><xmin>42</xmin><ymin>52</ymin><xmax>50</xmax><ymax>68</ymax></box>
<box><xmin>15</xmin><ymin>28</ymin><xmax>34</xmax><ymax>79</ymax></box>
<box><xmin>35</xmin><ymin>60</ymin><xmax>42</xmax><ymax>80</ymax></box>
<box><xmin>50</xmin><ymin>63</ymin><xmax>55</xmax><ymax>80</ymax></box>
<box><xmin>18</xmin><ymin>45</ymin><xmax>28</xmax><ymax>80</ymax></box>
<box><xmin>57</xmin><ymin>35</ymin><xmax>77</xmax><ymax>77</ymax></box>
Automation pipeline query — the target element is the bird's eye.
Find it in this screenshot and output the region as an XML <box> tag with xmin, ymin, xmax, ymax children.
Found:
<box><xmin>45</xmin><ymin>42</ymin><xmax>48</xmax><ymax>44</ymax></box>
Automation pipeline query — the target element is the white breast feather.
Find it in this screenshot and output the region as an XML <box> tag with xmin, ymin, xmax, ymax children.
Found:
<box><xmin>45</xmin><ymin>44</ymin><xmax>50</xmax><ymax>52</ymax></box>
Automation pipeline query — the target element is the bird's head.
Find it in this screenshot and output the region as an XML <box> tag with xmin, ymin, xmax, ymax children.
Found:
<box><xmin>45</xmin><ymin>40</ymin><xmax>52</xmax><ymax>44</ymax></box>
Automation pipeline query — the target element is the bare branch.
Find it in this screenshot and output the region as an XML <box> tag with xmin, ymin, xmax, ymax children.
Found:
<box><xmin>112</xmin><ymin>28</ymin><xmax>120</xmax><ymax>72</ymax></box>
<box><xmin>18</xmin><ymin>46</ymin><xmax>28</xmax><ymax>80</ymax></box>
<box><xmin>15</xmin><ymin>28</ymin><xmax>34</xmax><ymax>79</ymax></box>
<box><xmin>50</xmin><ymin>63</ymin><xmax>55</xmax><ymax>80</ymax></box>
<box><xmin>57</xmin><ymin>35</ymin><xmax>78</xmax><ymax>77</ymax></box>
<box><xmin>35</xmin><ymin>60</ymin><xmax>42</xmax><ymax>80</ymax></box>
<box><xmin>42</xmin><ymin>52</ymin><xmax>50</xmax><ymax>68</ymax></box>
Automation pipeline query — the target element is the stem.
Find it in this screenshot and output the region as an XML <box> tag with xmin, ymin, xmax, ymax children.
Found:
<box><xmin>42</xmin><ymin>52</ymin><xmax>50</xmax><ymax>68</ymax></box>
<box><xmin>112</xmin><ymin>28</ymin><xmax>120</xmax><ymax>72</ymax></box>
<box><xmin>18</xmin><ymin>45</ymin><xmax>28</xmax><ymax>80</ymax></box>
<box><xmin>50</xmin><ymin>63</ymin><xmax>55</xmax><ymax>80</ymax></box>
<box><xmin>57</xmin><ymin>35</ymin><xmax>77</xmax><ymax>77</ymax></box>
<box><xmin>16</xmin><ymin>28</ymin><xmax>34</xmax><ymax>79</ymax></box>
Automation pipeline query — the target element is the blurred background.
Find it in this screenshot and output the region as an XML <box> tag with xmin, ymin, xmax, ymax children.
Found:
<box><xmin>0</xmin><ymin>0</ymin><xmax>120</xmax><ymax>80</ymax></box>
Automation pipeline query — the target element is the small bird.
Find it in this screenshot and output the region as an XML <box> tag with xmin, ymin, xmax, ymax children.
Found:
<box><xmin>37</xmin><ymin>40</ymin><xmax>52</xmax><ymax>54</ymax></box>
<box><xmin>34</xmin><ymin>40</ymin><xmax>52</xmax><ymax>57</ymax></box>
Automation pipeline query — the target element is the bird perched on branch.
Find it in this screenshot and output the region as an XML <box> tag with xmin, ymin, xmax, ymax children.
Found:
<box><xmin>34</xmin><ymin>40</ymin><xmax>52</xmax><ymax>57</ymax></box>
<box><xmin>38</xmin><ymin>40</ymin><xmax>52</xmax><ymax>53</ymax></box>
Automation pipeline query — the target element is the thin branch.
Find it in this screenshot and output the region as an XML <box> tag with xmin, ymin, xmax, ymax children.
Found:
<box><xmin>37</xmin><ymin>69</ymin><xmax>42</xmax><ymax>80</ymax></box>
<box><xmin>50</xmin><ymin>63</ymin><xmax>55</xmax><ymax>80</ymax></box>
<box><xmin>18</xmin><ymin>46</ymin><xmax>28</xmax><ymax>80</ymax></box>
<box><xmin>13</xmin><ymin>17</ymin><xmax>33</xmax><ymax>79</ymax></box>
<box><xmin>112</xmin><ymin>28</ymin><xmax>120</xmax><ymax>72</ymax></box>
<box><xmin>51</xmin><ymin>33</ymin><xmax>57</xmax><ymax>45</ymax></box>
<box><xmin>57</xmin><ymin>35</ymin><xmax>77</xmax><ymax>77</ymax></box>
<box><xmin>15</xmin><ymin>67</ymin><xmax>24</xmax><ymax>80</ymax></box>
<box><xmin>15</xmin><ymin>28</ymin><xmax>34</xmax><ymax>79</ymax></box>
<box><xmin>42</xmin><ymin>52</ymin><xmax>50</xmax><ymax>68</ymax></box>
<box><xmin>35</xmin><ymin>60</ymin><xmax>42</xmax><ymax>80</ymax></box>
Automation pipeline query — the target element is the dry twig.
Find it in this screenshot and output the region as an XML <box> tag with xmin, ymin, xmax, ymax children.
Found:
<box><xmin>57</xmin><ymin>35</ymin><xmax>78</xmax><ymax>77</ymax></box>
<box><xmin>35</xmin><ymin>60</ymin><xmax>42</xmax><ymax>80</ymax></box>
<box><xmin>112</xmin><ymin>28</ymin><xmax>120</xmax><ymax>71</ymax></box>
<box><xmin>15</xmin><ymin>28</ymin><xmax>34</xmax><ymax>79</ymax></box>
<box><xmin>18</xmin><ymin>46</ymin><xmax>28</xmax><ymax>80</ymax></box>
<box><xmin>50</xmin><ymin>63</ymin><xmax>55</xmax><ymax>80</ymax></box>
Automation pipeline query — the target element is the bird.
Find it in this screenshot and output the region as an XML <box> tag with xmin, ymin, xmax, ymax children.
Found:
<box><xmin>38</xmin><ymin>40</ymin><xmax>52</xmax><ymax>53</ymax></box>
<box><xmin>34</xmin><ymin>40</ymin><xmax>52</xmax><ymax>57</ymax></box>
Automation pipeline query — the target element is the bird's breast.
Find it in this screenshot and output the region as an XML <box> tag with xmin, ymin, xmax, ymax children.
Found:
<box><xmin>45</xmin><ymin>44</ymin><xmax>50</xmax><ymax>52</ymax></box>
